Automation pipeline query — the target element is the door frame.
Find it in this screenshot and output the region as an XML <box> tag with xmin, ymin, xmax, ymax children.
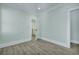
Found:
<box><xmin>67</xmin><ymin>7</ymin><xmax>79</xmax><ymax>48</ymax></box>
<box><xmin>29</xmin><ymin>16</ymin><xmax>32</xmax><ymax>41</ymax></box>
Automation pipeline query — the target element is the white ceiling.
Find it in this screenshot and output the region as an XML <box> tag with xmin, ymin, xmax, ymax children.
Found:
<box><xmin>2</xmin><ymin>3</ymin><xmax>60</xmax><ymax>14</ymax></box>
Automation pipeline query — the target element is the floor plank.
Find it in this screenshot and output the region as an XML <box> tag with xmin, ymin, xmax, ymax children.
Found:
<box><xmin>0</xmin><ymin>39</ymin><xmax>79</xmax><ymax>55</ymax></box>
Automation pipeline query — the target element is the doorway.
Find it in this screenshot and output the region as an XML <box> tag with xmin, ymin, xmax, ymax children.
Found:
<box><xmin>31</xmin><ymin>17</ymin><xmax>38</xmax><ymax>41</ymax></box>
<box><xmin>70</xmin><ymin>8</ymin><xmax>79</xmax><ymax>48</ymax></box>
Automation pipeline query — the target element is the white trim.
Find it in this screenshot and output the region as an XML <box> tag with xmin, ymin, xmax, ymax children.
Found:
<box><xmin>39</xmin><ymin>37</ymin><xmax>70</xmax><ymax>48</ymax></box>
<box><xmin>29</xmin><ymin>15</ymin><xmax>32</xmax><ymax>40</ymax></box>
<box><xmin>0</xmin><ymin>39</ymin><xmax>30</xmax><ymax>48</ymax></box>
<box><xmin>69</xmin><ymin>7</ymin><xmax>79</xmax><ymax>12</ymax></box>
<box><xmin>67</xmin><ymin>10</ymin><xmax>71</xmax><ymax>48</ymax></box>
<box><xmin>71</xmin><ymin>40</ymin><xmax>79</xmax><ymax>44</ymax></box>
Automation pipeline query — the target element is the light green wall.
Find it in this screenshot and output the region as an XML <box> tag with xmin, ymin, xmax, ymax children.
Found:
<box><xmin>38</xmin><ymin>3</ymin><xmax>79</xmax><ymax>47</ymax></box>
<box><xmin>0</xmin><ymin>5</ymin><xmax>31</xmax><ymax>44</ymax></box>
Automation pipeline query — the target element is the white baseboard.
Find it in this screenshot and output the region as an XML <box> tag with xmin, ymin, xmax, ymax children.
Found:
<box><xmin>71</xmin><ymin>40</ymin><xmax>79</xmax><ymax>44</ymax></box>
<box><xmin>0</xmin><ymin>37</ymin><xmax>70</xmax><ymax>48</ymax></box>
<box><xmin>39</xmin><ymin>37</ymin><xmax>70</xmax><ymax>48</ymax></box>
<box><xmin>0</xmin><ymin>39</ymin><xmax>30</xmax><ymax>48</ymax></box>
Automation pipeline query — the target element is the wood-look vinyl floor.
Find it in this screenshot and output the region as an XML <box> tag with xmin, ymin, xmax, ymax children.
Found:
<box><xmin>0</xmin><ymin>39</ymin><xmax>79</xmax><ymax>55</ymax></box>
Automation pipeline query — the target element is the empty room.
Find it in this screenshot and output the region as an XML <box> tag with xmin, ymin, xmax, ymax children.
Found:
<box><xmin>0</xmin><ymin>3</ymin><xmax>79</xmax><ymax>55</ymax></box>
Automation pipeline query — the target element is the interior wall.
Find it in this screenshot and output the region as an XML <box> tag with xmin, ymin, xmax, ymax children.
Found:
<box><xmin>70</xmin><ymin>9</ymin><xmax>79</xmax><ymax>44</ymax></box>
<box><xmin>1</xmin><ymin>3</ymin><xmax>79</xmax><ymax>48</ymax></box>
<box><xmin>0</xmin><ymin>6</ymin><xmax>1</xmax><ymax>39</ymax></box>
<box><xmin>36</xmin><ymin>15</ymin><xmax>41</xmax><ymax>38</ymax></box>
<box><xmin>0</xmin><ymin>5</ymin><xmax>31</xmax><ymax>44</ymax></box>
<box><xmin>38</xmin><ymin>4</ymin><xmax>79</xmax><ymax>48</ymax></box>
<box><xmin>39</xmin><ymin>6</ymin><xmax>68</xmax><ymax>47</ymax></box>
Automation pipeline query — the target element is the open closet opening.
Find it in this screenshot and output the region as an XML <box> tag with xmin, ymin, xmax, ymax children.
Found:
<box><xmin>70</xmin><ymin>8</ymin><xmax>79</xmax><ymax>51</ymax></box>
